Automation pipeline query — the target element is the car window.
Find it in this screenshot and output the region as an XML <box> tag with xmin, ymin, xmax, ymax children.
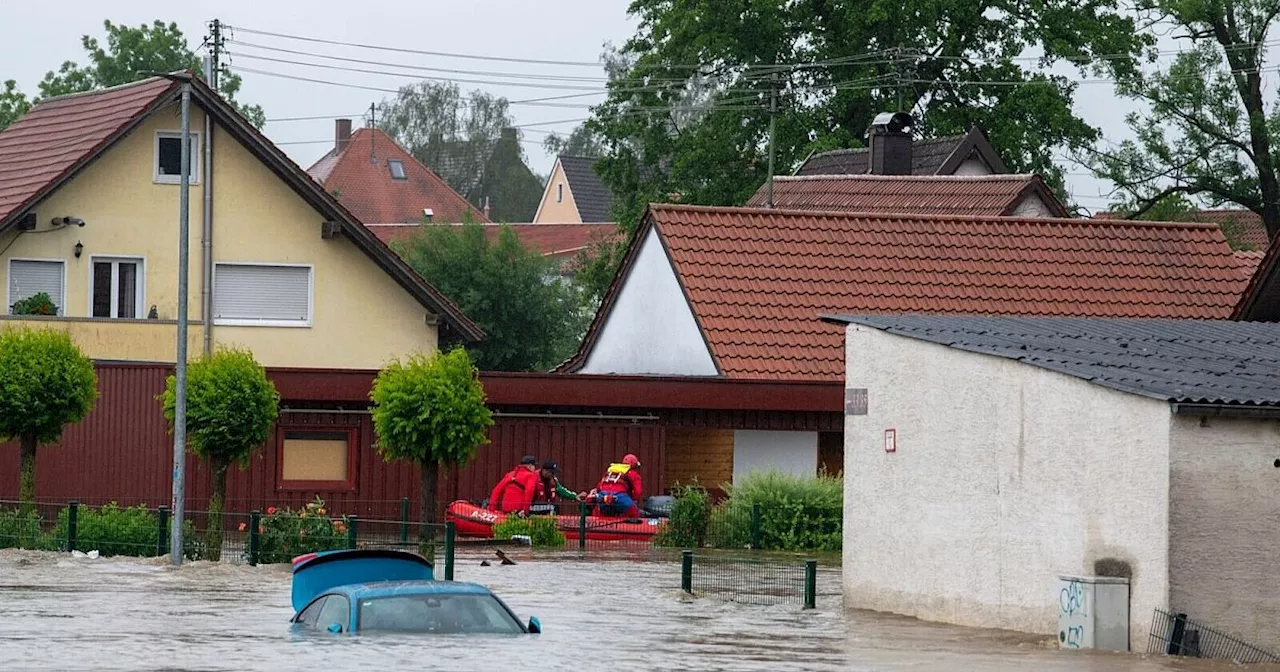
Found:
<box><xmin>296</xmin><ymin>596</ymin><xmax>329</xmax><ymax>628</ymax></box>
<box><xmin>357</xmin><ymin>594</ymin><xmax>523</xmax><ymax>634</ymax></box>
<box><xmin>316</xmin><ymin>594</ymin><xmax>350</xmax><ymax>632</ymax></box>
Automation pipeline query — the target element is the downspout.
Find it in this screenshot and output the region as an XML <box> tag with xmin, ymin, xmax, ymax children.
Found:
<box><xmin>201</xmin><ymin>56</ymin><xmax>214</xmax><ymax>355</ymax></box>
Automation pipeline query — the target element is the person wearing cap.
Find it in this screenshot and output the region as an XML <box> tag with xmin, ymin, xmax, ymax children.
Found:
<box><xmin>589</xmin><ymin>454</ymin><xmax>644</xmax><ymax>517</ymax></box>
<box><xmin>530</xmin><ymin>460</ymin><xmax>580</xmax><ymax>514</ymax></box>
<box><xmin>487</xmin><ymin>455</ymin><xmax>541</xmax><ymax>515</ymax></box>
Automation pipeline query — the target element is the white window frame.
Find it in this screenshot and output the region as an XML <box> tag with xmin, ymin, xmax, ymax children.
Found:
<box><xmin>388</xmin><ymin>159</ymin><xmax>407</xmax><ymax>180</ymax></box>
<box><xmin>154</xmin><ymin>131</ymin><xmax>201</xmax><ymax>185</ymax></box>
<box><xmin>212</xmin><ymin>261</ymin><xmax>314</xmax><ymax>328</ymax></box>
<box><xmin>86</xmin><ymin>256</ymin><xmax>146</xmax><ymax>319</ymax></box>
<box><xmin>7</xmin><ymin>257</ymin><xmax>67</xmax><ymax>316</ymax></box>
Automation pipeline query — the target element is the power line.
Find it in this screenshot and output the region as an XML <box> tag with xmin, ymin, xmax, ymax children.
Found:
<box><xmin>229</xmin><ymin>52</ymin><xmax>611</xmax><ymax>91</ymax></box>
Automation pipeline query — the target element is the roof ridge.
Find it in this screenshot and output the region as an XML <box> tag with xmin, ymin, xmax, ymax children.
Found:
<box><xmin>31</xmin><ymin>74</ymin><xmax>172</xmax><ymax>106</ymax></box>
<box><xmin>772</xmin><ymin>173</ymin><xmax>1037</xmax><ymax>183</ymax></box>
<box><xmin>810</xmin><ymin>134</ymin><xmax>968</xmax><ymax>157</ymax></box>
<box><xmin>651</xmin><ymin>203</ymin><xmax>1222</xmax><ymax>230</ymax></box>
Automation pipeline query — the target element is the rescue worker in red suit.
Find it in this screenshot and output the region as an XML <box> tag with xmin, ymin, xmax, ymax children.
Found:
<box><xmin>488</xmin><ymin>455</ymin><xmax>543</xmax><ymax>515</ymax></box>
<box><xmin>589</xmin><ymin>454</ymin><xmax>644</xmax><ymax>517</ymax></box>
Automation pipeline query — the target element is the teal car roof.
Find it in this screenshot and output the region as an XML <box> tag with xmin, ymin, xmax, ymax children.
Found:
<box><xmin>337</xmin><ymin>580</ymin><xmax>496</xmax><ymax>600</ymax></box>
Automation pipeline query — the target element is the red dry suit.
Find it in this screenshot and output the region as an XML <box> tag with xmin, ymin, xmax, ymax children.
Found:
<box><xmin>488</xmin><ymin>466</ymin><xmax>542</xmax><ymax>514</ymax></box>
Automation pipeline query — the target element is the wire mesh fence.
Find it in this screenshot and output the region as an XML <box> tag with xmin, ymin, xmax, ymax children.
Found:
<box><xmin>1147</xmin><ymin>608</ymin><xmax>1280</xmax><ymax>663</ymax></box>
<box><xmin>679</xmin><ymin>551</ymin><xmax>818</xmax><ymax>608</ymax></box>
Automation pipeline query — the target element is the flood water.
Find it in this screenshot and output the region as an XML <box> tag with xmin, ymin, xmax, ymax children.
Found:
<box><xmin>0</xmin><ymin>547</ymin><xmax>1272</xmax><ymax>671</ymax></box>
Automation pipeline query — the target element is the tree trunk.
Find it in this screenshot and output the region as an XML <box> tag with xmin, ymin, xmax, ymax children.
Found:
<box><xmin>18</xmin><ymin>433</ymin><xmax>37</xmax><ymax>543</ymax></box>
<box><xmin>204</xmin><ymin>457</ymin><xmax>229</xmax><ymax>562</ymax></box>
<box><xmin>418</xmin><ymin>461</ymin><xmax>439</xmax><ymax>562</ymax></box>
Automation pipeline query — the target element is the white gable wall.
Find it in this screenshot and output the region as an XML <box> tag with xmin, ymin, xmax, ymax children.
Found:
<box><xmin>1010</xmin><ymin>193</ymin><xmax>1054</xmax><ymax>217</ymax></box>
<box><xmin>951</xmin><ymin>155</ymin><xmax>993</xmax><ymax>176</ymax></box>
<box><xmin>842</xmin><ymin>324</ymin><xmax>1170</xmax><ymax>651</ymax></box>
<box><xmin>579</xmin><ymin>227</ymin><xmax>717</xmax><ymax>376</ymax></box>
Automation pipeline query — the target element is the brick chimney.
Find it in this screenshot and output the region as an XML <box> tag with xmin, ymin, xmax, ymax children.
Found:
<box><xmin>335</xmin><ymin>118</ymin><xmax>353</xmax><ymax>153</ymax></box>
<box><xmin>867</xmin><ymin>111</ymin><xmax>914</xmax><ymax>175</ymax></box>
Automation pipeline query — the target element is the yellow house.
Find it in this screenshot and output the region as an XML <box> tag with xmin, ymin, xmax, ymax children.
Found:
<box><xmin>531</xmin><ymin>155</ymin><xmax>617</xmax><ymax>224</ymax></box>
<box><xmin>0</xmin><ymin>72</ymin><xmax>482</xmax><ymax>368</ymax></box>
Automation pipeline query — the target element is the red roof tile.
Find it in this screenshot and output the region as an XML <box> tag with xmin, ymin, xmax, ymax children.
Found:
<box><xmin>1095</xmin><ymin>209</ymin><xmax>1270</xmax><ymax>251</ymax></box>
<box><xmin>1235</xmin><ymin>249</ymin><xmax>1266</xmax><ymax>277</ymax></box>
<box><xmin>370</xmin><ymin>223</ymin><xmax>621</xmax><ymax>267</ymax></box>
<box><xmin>308</xmin><ymin>127</ymin><xmax>489</xmax><ymax>225</ymax></box>
<box><xmin>567</xmin><ymin>205</ymin><xmax>1248</xmax><ymax>382</ymax></box>
<box><xmin>0</xmin><ymin>77</ymin><xmax>178</xmax><ymax>226</ymax></box>
<box><xmin>744</xmin><ymin>174</ymin><xmax>1069</xmax><ymax>217</ymax></box>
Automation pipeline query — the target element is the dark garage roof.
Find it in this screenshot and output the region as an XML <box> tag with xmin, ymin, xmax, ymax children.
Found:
<box><xmin>822</xmin><ymin>315</ymin><xmax>1280</xmax><ymax>410</ymax></box>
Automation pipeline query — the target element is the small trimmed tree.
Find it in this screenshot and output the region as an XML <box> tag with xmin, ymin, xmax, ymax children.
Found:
<box><xmin>162</xmin><ymin>348</ymin><xmax>278</xmax><ymax>561</ymax></box>
<box><xmin>0</xmin><ymin>328</ymin><xmax>98</xmax><ymax>512</ymax></box>
<box><xmin>370</xmin><ymin>348</ymin><xmax>493</xmax><ymax>543</ymax></box>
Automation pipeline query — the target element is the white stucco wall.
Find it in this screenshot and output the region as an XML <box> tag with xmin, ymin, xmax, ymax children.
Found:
<box><xmin>579</xmin><ymin>227</ymin><xmax>717</xmax><ymax>376</ymax></box>
<box><xmin>842</xmin><ymin>324</ymin><xmax>1170</xmax><ymax>651</ymax></box>
<box><xmin>1168</xmin><ymin>415</ymin><xmax>1280</xmax><ymax>652</ymax></box>
<box><xmin>732</xmin><ymin>430</ymin><xmax>818</xmax><ymax>483</ymax></box>
<box><xmin>951</xmin><ymin>155</ymin><xmax>993</xmax><ymax>176</ymax></box>
<box><xmin>1009</xmin><ymin>194</ymin><xmax>1053</xmax><ymax>217</ymax></box>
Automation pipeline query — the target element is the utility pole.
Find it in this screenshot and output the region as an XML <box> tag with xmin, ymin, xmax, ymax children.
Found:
<box><xmin>208</xmin><ymin>19</ymin><xmax>223</xmax><ymax>89</ymax></box>
<box><xmin>369</xmin><ymin>102</ymin><xmax>377</xmax><ymax>163</ymax></box>
<box><xmin>171</xmin><ymin>79</ymin><xmax>193</xmax><ymax>565</ymax></box>
<box><xmin>766</xmin><ymin>71</ymin><xmax>778</xmax><ymax>209</ymax></box>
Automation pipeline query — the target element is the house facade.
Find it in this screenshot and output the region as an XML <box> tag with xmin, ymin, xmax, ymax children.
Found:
<box><xmin>0</xmin><ymin>75</ymin><xmax>480</xmax><ymax>369</ymax></box>
<box><xmin>532</xmin><ymin>155</ymin><xmax>617</xmax><ymax>224</ymax></box>
<box><xmin>559</xmin><ymin>203</ymin><xmax>1247</xmax><ymax>491</ymax></box>
<box><xmin>794</xmin><ymin>125</ymin><xmax>1009</xmax><ymax>177</ymax></box>
<box><xmin>829</xmin><ymin>315</ymin><xmax>1280</xmax><ymax>652</ymax></box>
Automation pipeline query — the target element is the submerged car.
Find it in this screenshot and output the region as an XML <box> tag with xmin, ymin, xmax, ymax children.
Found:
<box><xmin>289</xmin><ymin>549</ymin><xmax>541</xmax><ymax>636</ymax></box>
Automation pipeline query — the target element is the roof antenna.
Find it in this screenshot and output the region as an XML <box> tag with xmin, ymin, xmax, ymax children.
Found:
<box><xmin>368</xmin><ymin>102</ymin><xmax>377</xmax><ymax>164</ymax></box>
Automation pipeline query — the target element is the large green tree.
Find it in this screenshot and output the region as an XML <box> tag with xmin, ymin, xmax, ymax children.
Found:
<box><xmin>475</xmin><ymin>130</ymin><xmax>544</xmax><ymax>222</ymax></box>
<box><xmin>0</xmin><ymin>328</ymin><xmax>98</xmax><ymax>510</ymax></box>
<box><xmin>588</xmin><ymin>0</ymin><xmax>1152</xmax><ymax>238</ymax></box>
<box><xmin>1086</xmin><ymin>0</ymin><xmax>1280</xmax><ymax>241</ymax></box>
<box><xmin>4</xmin><ymin>20</ymin><xmax>264</xmax><ymax>130</ymax></box>
<box><xmin>0</xmin><ymin>81</ymin><xmax>30</xmax><ymax>130</ymax></box>
<box><xmin>392</xmin><ymin>218</ymin><xmax>590</xmax><ymax>371</ymax></box>
<box><xmin>162</xmin><ymin>348</ymin><xmax>278</xmax><ymax>561</ymax></box>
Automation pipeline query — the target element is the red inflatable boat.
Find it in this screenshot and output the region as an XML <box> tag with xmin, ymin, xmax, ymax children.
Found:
<box><xmin>445</xmin><ymin>500</ymin><xmax>666</xmax><ymax>542</ymax></box>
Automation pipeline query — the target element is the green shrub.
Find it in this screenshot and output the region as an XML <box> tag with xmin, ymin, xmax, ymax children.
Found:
<box><xmin>252</xmin><ymin>497</ymin><xmax>347</xmax><ymax>564</ymax></box>
<box><xmin>654</xmin><ymin>484</ymin><xmax>713</xmax><ymax>548</ymax></box>
<box><xmin>0</xmin><ymin>508</ymin><xmax>52</xmax><ymax>550</ymax></box>
<box><xmin>711</xmin><ymin>471</ymin><xmax>843</xmax><ymax>552</ymax></box>
<box><xmin>491</xmin><ymin>515</ymin><xmax>565</xmax><ymax>548</ymax></box>
<box><xmin>52</xmin><ymin>503</ymin><xmax>199</xmax><ymax>558</ymax></box>
<box><xmin>11</xmin><ymin>292</ymin><xmax>58</xmax><ymax>316</ymax></box>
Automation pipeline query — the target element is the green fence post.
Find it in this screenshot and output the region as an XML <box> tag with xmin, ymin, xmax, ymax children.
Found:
<box><xmin>157</xmin><ymin>506</ymin><xmax>170</xmax><ymax>557</ymax></box>
<box><xmin>750</xmin><ymin>503</ymin><xmax>762</xmax><ymax>550</ymax></box>
<box><xmin>399</xmin><ymin>497</ymin><xmax>410</xmax><ymax>545</ymax></box>
<box><xmin>444</xmin><ymin>522</ymin><xmax>455</xmax><ymax>581</ymax></box>
<box><xmin>803</xmin><ymin>559</ymin><xmax>817</xmax><ymax>609</ymax></box>
<box><xmin>66</xmin><ymin>501</ymin><xmax>79</xmax><ymax>553</ymax></box>
<box><xmin>578</xmin><ymin>502</ymin><xmax>587</xmax><ymax>550</ymax></box>
<box><xmin>248</xmin><ymin>510</ymin><xmax>261</xmax><ymax>567</ymax></box>
<box><xmin>681</xmin><ymin>550</ymin><xmax>693</xmax><ymax>594</ymax></box>
<box><xmin>346</xmin><ymin>515</ymin><xmax>359</xmax><ymax>550</ymax></box>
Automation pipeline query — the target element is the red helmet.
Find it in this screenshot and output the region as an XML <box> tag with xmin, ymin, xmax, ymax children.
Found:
<box><xmin>622</xmin><ymin>453</ymin><xmax>640</xmax><ymax>467</ymax></box>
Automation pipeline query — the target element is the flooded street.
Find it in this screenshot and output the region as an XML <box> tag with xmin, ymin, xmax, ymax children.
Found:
<box><xmin>0</xmin><ymin>547</ymin><xmax>1269</xmax><ymax>671</ymax></box>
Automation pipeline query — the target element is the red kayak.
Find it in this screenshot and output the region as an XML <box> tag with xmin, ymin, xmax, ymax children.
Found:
<box><xmin>445</xmin><ymin>500</ymin><xmax>666</xmax><ymax>542</ymax></box>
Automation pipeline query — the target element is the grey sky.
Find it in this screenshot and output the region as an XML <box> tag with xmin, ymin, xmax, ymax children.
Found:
<box><xmin>0</xmin><ymin>1</ymin><xmax>1187</xmax><ymax>213</ymax></box>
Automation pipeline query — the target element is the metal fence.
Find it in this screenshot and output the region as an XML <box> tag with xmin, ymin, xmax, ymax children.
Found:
<box><xmin>1147</xmin><ymin>608</ymin><xmax>1280</xmax><ymax>663</ymax></box>
<box><xmin>679</xmin><ymin>550</ymin><xmax>817</xmax><ymax>608</ymax></box>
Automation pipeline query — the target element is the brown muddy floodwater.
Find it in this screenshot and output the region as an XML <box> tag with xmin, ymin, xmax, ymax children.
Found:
<box><xmin>0</xmin><ymin>547</ymin><xmax>1271</xmax><ymax>671</ymax></box>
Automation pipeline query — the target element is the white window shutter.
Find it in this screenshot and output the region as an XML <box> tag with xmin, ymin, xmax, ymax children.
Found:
<box><xmin>214</xmin><ymin>264</ymin><xmax>310</xmax><ymax>322</ymax></box>
<box><xmin>9</xmin><ymin>260</ymin><xmax>64</xmax><ymax>314</ymax></box>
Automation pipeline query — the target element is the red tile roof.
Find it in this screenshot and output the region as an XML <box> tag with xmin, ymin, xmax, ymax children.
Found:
<box><xmin>565</xmin><ymin>204</ymin><xmax>1248</xmax><ymax>382</ymax></box>
<box><xmin>0</xmin><ymin>77</ymin><xmax>178</xmax><ymax>227</ymax></box>
<box><xmin>369</xmin><ymin>223</ymin><xmax>621</xmax><ymax>267</ymax></box>
<box><xmin>744</xmin><ymin>174</ymin><xmax>1068</xmax><ymax>217</ymax></box>
<box><xmin>1235</xmin><ymin>250</ymin><xmax>1266</xmax><ymax>277</ymax></box>
<box><xmin>1095</xmin><ymin>209</ymin><xmax>1270</xmax><ymax>251</ymax></box>
<box><xmin>307</xmin><ymin>127</ymin><xmax>489</xmax><ymax>225</ymax></box>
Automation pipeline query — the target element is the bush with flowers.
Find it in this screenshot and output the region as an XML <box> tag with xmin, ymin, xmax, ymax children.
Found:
<box><xmin>247</xmin><ymin>496</ymin><xmax>348</xmax><ymax>564</ymax></box>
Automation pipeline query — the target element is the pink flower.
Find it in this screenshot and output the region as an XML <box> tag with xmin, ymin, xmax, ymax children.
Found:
<box><xmin>237</xmin><ymin>522</ymin><xmax>247</xmax><ymax>532</ymax></box>
<box><xmin>266</xmin><ymin>506</ymin><xmax>277</xmax><ymax>515</ymax></box>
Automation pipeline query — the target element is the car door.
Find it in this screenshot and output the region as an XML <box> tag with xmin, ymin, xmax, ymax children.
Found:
<box><xmin>295</xmin><ymin>595</ymin><xmax>330</xmax><ymax>629</ymax></box>
<box><xmin>315</xmin><ymin>594</ymin><xmax>351</xmax><ymax>633</ymax></box>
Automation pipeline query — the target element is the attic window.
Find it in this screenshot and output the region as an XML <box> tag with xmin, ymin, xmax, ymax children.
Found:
<box><xmin>388</xmin><ymin>159</ymin><xmax>406</xmax><ymax>180</ymax></box>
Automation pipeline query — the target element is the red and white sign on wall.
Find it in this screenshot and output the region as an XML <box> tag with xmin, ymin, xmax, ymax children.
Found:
<box><xmin>884</xmin><ymin>428</ymin><xmax>897</xmax><ymax>453</ymax></box>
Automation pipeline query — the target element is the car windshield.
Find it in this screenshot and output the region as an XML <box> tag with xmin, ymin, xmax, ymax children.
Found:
<box><xmin>357</xmin><ymin>593</ymin><xmax>524</xmax><ymax>634</ymax></box>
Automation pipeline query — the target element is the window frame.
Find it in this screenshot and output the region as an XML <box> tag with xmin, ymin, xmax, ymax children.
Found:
<box><xmin>7</xmin><ymin>257</ymin><xmax>67</xmax><ymax>316</ymax></box>
<box><xmin>212</xmin><ymin>261</ymin><xmax>314</xmax><ymax>328</ymax></box>
<box><xmin>153</xmin><ymin>131</ymin><xmax>201</xmax><ymax>185</ymax></box>
<box><xmin>275</xmin><ymin>425</ymin><xmax>359</xmax><ymax>492</ymax></box>
<box><xmin>388</xmin><ymin>159</ymin><xmax>407</xmax><ymax>180</ymax></box>
<box><xmin>556</xmin><ymin>183</ymin><xmax>563</xmax><ymax>203</ymax></box>
<box><xmin>87</xmin><ymin>256</ymin><xmax>145</xmax><ymax>319</ymax></box>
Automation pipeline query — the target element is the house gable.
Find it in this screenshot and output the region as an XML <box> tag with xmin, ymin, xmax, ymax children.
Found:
<box><xmin>578</xmin><ymin>226</ymin><xmax>717</xmax><ymax>376</ymax></box>
<box><xmin>532</xmin><ymin>158</ymin><xmax>583</xmax><ymax>223</ymax></box>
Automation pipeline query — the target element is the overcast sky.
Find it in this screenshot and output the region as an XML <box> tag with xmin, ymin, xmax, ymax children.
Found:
<box><xmin>0</xmin><ymin>0</ymin><xmax>1196</xmax><ymax>212</ymax></box>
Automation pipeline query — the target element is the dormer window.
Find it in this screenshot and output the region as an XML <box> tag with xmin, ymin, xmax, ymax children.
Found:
<box><xmin>388</xmin><ymin>159</ymin><xmax>406</xmax><ymax>180</ymax></box>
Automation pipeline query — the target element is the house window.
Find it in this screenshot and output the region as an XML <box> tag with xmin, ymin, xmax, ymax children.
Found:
<box><xmin>388</xmin><ymin>159</ymin><xmax>407</xmax><ymax>180</ymax></box>
<box><xmin>556</xmin><ymin>183</ymin><xmax>563</xmax><ymax>203</ymax></box>
<box><xmin>278</xmin><ymin>428</ymin><xmax>357</xmax><ymax>491</ymax></box>
<box><xmin>154</xmin><ymin>132</ymin><xmax>200</xmax><ymax>184</ymax></box>
<box><xmin>213</xmin><ymin>263</ymin><xmax>312</xmax><ymax>326</ymax></box>
<box><xmin>90</xmin><ymin>258</ymin><xmax>143</xmax><ymax>319</ymax></box>
<box><xmin>8</xmin><ymin>259</ymin><xmax>64</xmax><ymax>315</ymax></box>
